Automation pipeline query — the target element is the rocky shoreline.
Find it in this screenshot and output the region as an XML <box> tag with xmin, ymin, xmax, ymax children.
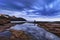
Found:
<box><xmin>0</xmin><ymin>14</ymin><xmax>31</xmax><ymax>40</ymax></box>
<box><xmin>0</xmin><ymin>29</ymin><xmax>34</xmax><ymax>40</ymax></box>
<box><xmin>0</xmin><ymin>14</ymin><xmax>26</xmax><ymax>25</ymax></box>
<box><xmin>0</xmin><ymin>14</ymin><xmax>60</xmax><ymax>40</ymax></box>
<box><xmin>37</xmin><ymin>22</ymin><xmax>60</xmax><ymax>37</ymax></box>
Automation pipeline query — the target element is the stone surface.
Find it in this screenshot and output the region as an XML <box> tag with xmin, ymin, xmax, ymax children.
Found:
<box><xmin>0</xmin><ymin>23</ymin><xmax>15</xmax><ymax>32</ymax></box>
<box><xmin>0</xmin><ymin>14</ymin><xmax>10</xmax><ymax>25</ymax></box>
<box><xmin>9</xmin><ymin>29</ymin><xmax>33</xmax><ymax>40</ymax></box>
<box><xmin>37</xmin><ymin>22</ymin><xmax>60</xmax><ymax>37</ymax></box>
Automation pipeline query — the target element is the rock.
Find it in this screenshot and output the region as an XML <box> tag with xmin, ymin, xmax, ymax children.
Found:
<box><xmin>9</xmin><ymin>29</ymin><xmax>33</xmax><ymax>40</ymax></box>
<box><xmin>0</xmin><ymin>14</ymin><xmax>26</xmax><ymax>24</ymax></box>
<box><xmin>0</xmin><ymin>29</ymin><xmax>34</xmax><ymax>40</ymax></box>
<box><xmin>37</xmin><ymin>22</ymin><xmax>60</xmax><ymax>37</ymax></box>
<box><xmin>0</xmin><ymin>14</ymin><xmax>10</xmax><ymax>25</ymax></box>
<box><xmin>0</xmin><ymin>23</ymin><xmax>15</xmax><ymax>32</ymax></box>
<box><xmin>10</xmin><ymin>17</ymin><xmax>26</xmax><ymax>21</ymax></box>
<box><xmin>0</xmin><ymin>19</ymin><xmax>10</xmax><ymax>25</ymax></box>
<box><xmin>0</xmin><ymin>36</ymin><xmax>9</xmax><ymax>40</ymax></box>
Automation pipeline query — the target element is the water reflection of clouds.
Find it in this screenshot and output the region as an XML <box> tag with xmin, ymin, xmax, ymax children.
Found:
<box><xmin>10</xmin><ymin>23</ymin><xmax>60</xmax><ymax>40</ymax></box>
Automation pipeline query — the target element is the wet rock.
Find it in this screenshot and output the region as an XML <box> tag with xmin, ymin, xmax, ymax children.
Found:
<box><xmin>37</xmin><ymin>22</ymin><xmax>60</xmax><ymax>37</ymax></box>
<box><xmin>9</xmin><ymin>29</ymin><xmax>33</xmax><ymax>40</ymax></box>
<box><xmin>0</xmin><ymin>29</ymin><xmax>34</xmax><ymax>40</ymax></box>
<box><xmin>0</xmin><ymin>31</ymin><xmax>11</xmax><ymax>40</ymax></box>
<box><xmin>0</xmin><ymin>23</ymin><xmax>15</xmax><ymax>32</ymax></box>
<box><xmin>0</xmin><ymin>36</ymin><xmax>9</xmax><ymax>40</ymax></box>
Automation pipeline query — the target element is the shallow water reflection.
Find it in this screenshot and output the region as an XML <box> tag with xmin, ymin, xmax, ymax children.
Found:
<box><xmin>0</xmin><ymin>23</ymin><xmax>60</xmax><ymax>40</ymax></box>
<box><xmin>10</xmin><ymin>23</ymin><xmax>60</xmax><ymax>40</ymax></box>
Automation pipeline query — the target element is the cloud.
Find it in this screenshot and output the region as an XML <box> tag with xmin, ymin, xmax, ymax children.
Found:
<box><xmin>0</xmin><ymin>9</ymin><xmax>60</xmax><ymax>21</ymax></box>
<box><xmin>0</xmin><ymin>0</ymin><xmax>60</xmax><ymax>21</ymax></box>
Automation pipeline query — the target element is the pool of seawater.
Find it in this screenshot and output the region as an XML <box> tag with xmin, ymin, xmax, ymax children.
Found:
<box><xmin>0</xmin><ymin>23</ymin><xmax>60</xmax><ymax>40</ymax></box>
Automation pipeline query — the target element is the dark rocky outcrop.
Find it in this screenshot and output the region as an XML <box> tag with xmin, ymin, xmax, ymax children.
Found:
<box><xmin>0</xmin><ymin>14</ymin><xmax>26</xmax><ymax>25</ymax></box>
<box><xmin>9</xmin><ymin>16</ymin><xmax>26</xmax><ymax>24</ymax></box>
<box><xmin>10</xmin><ymin>17</ymin><xmax>26</xmax><ymax>21</ymax></box>
<box><xmin>0</xmin><ymin>14</ymin><xmax>10</xmax><ymax>25</ymax></box>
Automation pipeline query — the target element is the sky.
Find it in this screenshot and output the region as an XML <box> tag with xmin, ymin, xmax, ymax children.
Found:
<box><xmin>0</xmin><ymin>0</ymin><xmax>60</xmax><ymax>21</ymax></box>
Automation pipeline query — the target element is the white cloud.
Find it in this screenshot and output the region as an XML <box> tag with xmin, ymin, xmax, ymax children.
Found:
<box><xmin>0</xmin><ymin>9</ymin><xmax>60</xmax><ymax>21</ymax></box>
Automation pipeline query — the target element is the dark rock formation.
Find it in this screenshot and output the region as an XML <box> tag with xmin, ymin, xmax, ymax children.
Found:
<box><xmin>10</xmin><ymin>17</ymin><xmax>26</xmax><ymax>21</ymax></box>
<box><xmin>0</xmin><ymin>14</ymin><xmax>26</xmax><ymax>24</ymax></box>
<box><xmin>0</xmin><ymin>14</ymin><xmax>10</xmax><ymax>25</ymax></box>
<box><xmin>10</xmin><ymin>16</ymin><xmax>26</xmax><ymax>24</ymax></box>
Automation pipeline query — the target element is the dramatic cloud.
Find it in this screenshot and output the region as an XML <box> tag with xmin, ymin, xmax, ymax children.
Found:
<box><xmin>0</xmin><ymin>0</ymin><xmax>60</xmax><ymax>21</ymax></box>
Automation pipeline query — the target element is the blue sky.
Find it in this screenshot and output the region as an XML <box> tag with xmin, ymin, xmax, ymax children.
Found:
<box><xmin>0</xmin><ymin>0</ymin><xmax>60</xmax><ymax>21</ymax></box>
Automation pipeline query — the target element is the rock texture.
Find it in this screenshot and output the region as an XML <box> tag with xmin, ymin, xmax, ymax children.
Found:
<box><xmin>37</xmin><ymin>22</ymin><xmax>60</xmax><ymax>37</ymax></box>
<box><xmin>0</xmin><ymin>29</ymin><xmax>34</xmax><ymax>40</ymax></box>
<box><xmin>0</xmin><ymin>14</ymin><xmax>26</xmax><ymax>24</ymax></box>
<box><xmin>0</xmin><ymin>23</ymin><xmax>15</xmax><ymax>32</ymax></box>
<box><xmin>9</xmin><ymin>29</ymin><xmax>33</xmax><ymax>40</ymax></box>
<box><xmin>0</xmin><ymin>14</ymin><xmax>10</xmax><ymax>25</ymax></box>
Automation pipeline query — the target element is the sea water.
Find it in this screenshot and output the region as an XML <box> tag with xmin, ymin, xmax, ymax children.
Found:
<box><xmin>10</xmin><ymin>23</ymin><xmax>60</xmax><ymax>40</ymax></box>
